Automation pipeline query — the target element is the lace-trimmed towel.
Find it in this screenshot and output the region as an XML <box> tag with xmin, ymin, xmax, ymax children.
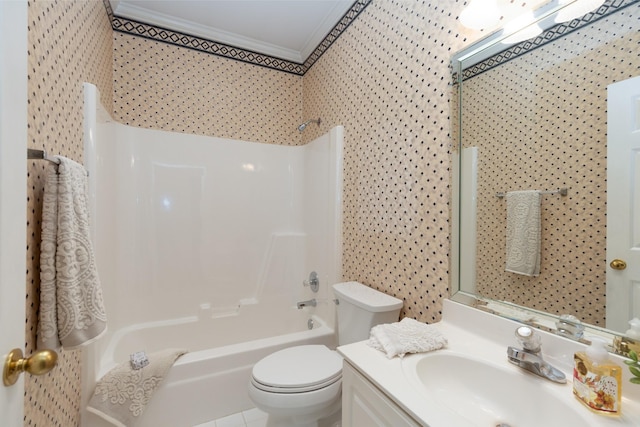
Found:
<box><xmin>367</xmin><ymin>317</ymin><xmax>447</xmax><ymax>358</ymax></box>
<box><xmin>87</xmin><ymin>349</ymin><xmax>188</xmax><ymax>427</ymax></box>
<box><xmin>505</xmin><ymin>190</ymin><xmax>541</xmax><ymax>276</ymax></box>
<box><xmin>37</xmin><ymin>156</ymin><xmax>107</xmax><ymax>350</ymax></box>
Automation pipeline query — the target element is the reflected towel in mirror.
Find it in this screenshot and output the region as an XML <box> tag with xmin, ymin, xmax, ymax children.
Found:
<box><xmin>505</xmin><ymin>190</ymin><xmax>541</xmax><ymax>276</ymax></box>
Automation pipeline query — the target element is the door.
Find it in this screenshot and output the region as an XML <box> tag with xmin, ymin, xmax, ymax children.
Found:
<box><xmin>0</xmin><ymin>0</ymin><xmax>28</xmax><ymax>424</ymax></box>
<box><xmin>607</xmin><ymin>75</ymin><xmax>640</xmax><ymax>332</ymax></box>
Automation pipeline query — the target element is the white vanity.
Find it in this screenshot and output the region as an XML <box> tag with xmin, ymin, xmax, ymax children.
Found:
<box><xmin>338</xmin><ymin>299</ymin><xmax>640</xmax><ymax>427</ymax></box>
<box><xmin>342</xmin><ymin>362</ymin><xmax>421</xmax><ymax>427</ymax></box>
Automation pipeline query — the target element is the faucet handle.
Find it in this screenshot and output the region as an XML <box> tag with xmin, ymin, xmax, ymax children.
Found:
<box><xmin>303</xmin><ymin>271</ymin><xmax>319</xmax><ymax>293</ymax></box>
<box><xmin>515</xmin><ymin>326</ymin><xmax>541</xmax><ymax>353</ymax></box>
<box><xmin>556</xmin><ymin>314</ymin><xmax>585</xmax><ymax>339</ymax></box>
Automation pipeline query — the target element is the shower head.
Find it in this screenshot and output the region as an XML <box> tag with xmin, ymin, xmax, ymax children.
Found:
<box><xmin>297</xmin><ymin>118</ymin><xmax>321</xmax><ymax>132</ymax></box>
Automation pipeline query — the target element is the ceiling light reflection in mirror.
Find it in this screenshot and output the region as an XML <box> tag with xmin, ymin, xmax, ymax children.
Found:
<box><xmin>459</xmin><ymin>0</ymin><xmax>608</xmax><ymax>41</ymax></box>
<box><xmin>459</xmin><ymin>0</ymin><xmax>501</xmax><ymax>30</ymax></box>
<box><xmin>555</xmin><ymin>0</ymin><xmax>606</xmax><ymax>22</ymax></box>
<box><xmin>501</xmin><ymin>12</ymin><xmax>542</xmax><ymax>44</ymax></box>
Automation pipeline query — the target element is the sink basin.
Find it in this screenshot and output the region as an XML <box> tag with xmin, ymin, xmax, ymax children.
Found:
<box><xmin>402</xmin><ymin>351</ymin><xmax>595</xmax><ymax>427</ymax></box>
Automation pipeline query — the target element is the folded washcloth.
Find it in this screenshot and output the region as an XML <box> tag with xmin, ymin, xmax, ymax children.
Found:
<box><xmin>38</xmin><ymin>156</ymin><xmax>107</xmax><ymax>350</ymax></box>
<box><xmin>87</xmin><ymin>348</ymin><xmax>188</xmax><ymax>427</ymax></box>
<box><xmin>367</xmin><ymin>317</ymin><xmax>447</xmax><ymax>358</ymax></box>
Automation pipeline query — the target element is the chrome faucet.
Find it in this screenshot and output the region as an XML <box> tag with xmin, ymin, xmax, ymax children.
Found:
<box><xmin>507</xmin><ymin>326</ymin><xmax>566</xmax><ymax>384</ymax></box>
<box><xmin>296</xmin><ymin>299</ymin><xmax>317</xmax><ymax>309</ymax></box>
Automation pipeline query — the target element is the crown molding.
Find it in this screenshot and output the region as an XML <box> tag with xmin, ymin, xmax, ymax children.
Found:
<box><xmin>114</xmin><ymin>2</ymin><xmax>303</xmax><ymax>62</ymax></box>
<box><xmin>105</xmin><ymin>0</ymin><xmax>372</xmax><ymax>75</ymax></box>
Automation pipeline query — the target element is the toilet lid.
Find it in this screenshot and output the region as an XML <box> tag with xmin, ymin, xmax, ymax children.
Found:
<box><xmin>252</xmin><ymin>345</ymin><xmax>343</xmax><ymax>392</ymax></box>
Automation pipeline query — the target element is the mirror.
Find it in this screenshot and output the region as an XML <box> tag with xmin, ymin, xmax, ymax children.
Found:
<box><xmin>451</xmin><ymin>0</ymin><xmax>640</xmax><ymax>342</ymax></box>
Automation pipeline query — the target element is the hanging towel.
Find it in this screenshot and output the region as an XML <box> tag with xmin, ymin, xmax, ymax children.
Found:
<box><xmin>38</xmin><ymin>156</ymin><xmax>107</xmax><ymax>350</ymax></box>
<box><xmin>505</xmin><ymin>190</ymin><xmax>541</xmax><ymax>276</ymax></box>
<box><xmin>367</xmin><ymin>317</ymin><xmax>447</xmax><ymax>359</ymax></box>
<box><xmin>87</xmin><ymin>349</ymin><xmax>188</xmax><ymax>427</ymax></box>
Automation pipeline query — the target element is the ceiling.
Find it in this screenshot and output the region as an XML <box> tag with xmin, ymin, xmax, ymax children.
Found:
<box><xmin>109</xmin><ymin>0</ymin><xmax>356</xmax><ymax>63</ymax></box>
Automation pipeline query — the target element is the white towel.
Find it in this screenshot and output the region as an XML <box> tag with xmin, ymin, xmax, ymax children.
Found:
<box><xmin>367</xmin><ymin>317</ymin><xmax>447</xmax><ymax>359</ymax></box>
<box><xmin>505</xmin><ymin>190</ymin><xmax>541</xmax><ymax>276</ymax></box>
<box><xmin>38</xmin><ymin>156</ymin><xmax>107</xmax><ymax>350</ymax></box>
<box><xmin>87</xmin><ymin>349</ymin><xmax>188</xmax><ymax>427</ymax></box>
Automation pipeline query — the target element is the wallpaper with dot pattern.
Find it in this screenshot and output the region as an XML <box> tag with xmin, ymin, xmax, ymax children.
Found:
<box><xmin>462</xmin><ymin>6</ymin><xmax>640</xmax><ymax>326</ymax></box>
<box><xmin>113</xmin><ymin>32</ymin><xmax>304</xmax><ymax>146</ymax></box>
<box><xmin>25</xmin><ymin>1</ymin><xmax>113</xmax><ymax>426</ymax></box>
<box><xmin>302</xmin><ymin>0</ymin><xmax>470</xmax><ymax>322</ymax></box>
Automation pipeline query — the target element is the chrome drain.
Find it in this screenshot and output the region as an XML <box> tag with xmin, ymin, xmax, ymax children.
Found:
<box><xmin>307</xmin><ymin>318</ymin><xmax>314</xmax><ymax>330</ymax></box>
<box><xmin>496</xmin><ymin>424</ymin><xmax>512</xmax><ymax>427</ymax></box>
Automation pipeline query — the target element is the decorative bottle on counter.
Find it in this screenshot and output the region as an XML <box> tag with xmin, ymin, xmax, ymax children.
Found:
<box><xmin>573</xmin><ymin>337</ymin><xmax>622</xmax><ymax>415</ymax></box>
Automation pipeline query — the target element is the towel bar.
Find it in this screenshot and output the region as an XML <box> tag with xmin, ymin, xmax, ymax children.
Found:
<box><xmin>27</xmin><ymin>148</ymin><xmax>89</xmax><ymax>176</ymax></box>
<box><xmin>496</xmin><ymin>188</ymin><xmax>568</xmax><ymax>198</ymax></box>
<box><xmin>27</xmin><ymin>148</ymin><xmax>60</xmax><ymax>165</ymax></box>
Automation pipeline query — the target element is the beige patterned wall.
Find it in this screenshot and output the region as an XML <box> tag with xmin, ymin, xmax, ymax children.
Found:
<box><xmin>113</xmin><ymin>33</ymin><xmax>304</xmax><ymax>146</ymax></box>
<box><xmin>301</xmin><ymin>0</ymin><xmax>481</xmax><ymax>322</ymax></box>
<box><xmin>25</xmin><ymin>0</ymin><xmax>113</xmax><ymax>426</ymax></box>
<box><xmin>462</xmin><ymin>7</ymin><xmax>640</xmax><ymax>326</ymax></box>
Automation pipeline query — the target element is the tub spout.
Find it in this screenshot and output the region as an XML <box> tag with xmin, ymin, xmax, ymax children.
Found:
<box><xmin>296</xmin><ymin>299</ymin><xmax>317</xmax><ymax>309</ymax></box>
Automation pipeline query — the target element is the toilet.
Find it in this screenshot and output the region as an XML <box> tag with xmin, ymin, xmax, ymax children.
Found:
<box><xmin>248</xmin><ymin>281</ymin><xmax>403</xmax><ymax>427</ymax></box>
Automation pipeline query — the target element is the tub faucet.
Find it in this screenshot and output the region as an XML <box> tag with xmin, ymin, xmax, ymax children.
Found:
<box><xmin>507</xmin><ymin>326</ymin><xmax>566</xmax><ymax>384</ymax></box>
<box><xmin>296</xmin><ymin>299</ymin><xmax>317</xmax><ymax>309</ymax></box>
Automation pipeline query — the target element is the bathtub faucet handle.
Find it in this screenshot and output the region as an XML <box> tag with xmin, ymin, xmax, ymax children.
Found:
<box><xmin>303</xmin><ymin>271</ymin><xmax>319</xmax><ymax>293</ymax></box>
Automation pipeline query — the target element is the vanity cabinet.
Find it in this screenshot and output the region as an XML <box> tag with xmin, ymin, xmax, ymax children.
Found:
<box><xmin>342</xmin><ymin>361</ymin><xmax>421</xmax><ymax>427</ymax></box>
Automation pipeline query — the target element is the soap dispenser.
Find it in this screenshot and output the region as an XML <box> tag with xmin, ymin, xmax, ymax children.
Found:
<box><xmin>573</xmin><ymin>337</ymin><xmax>622</xmax><ymax>415</ymax></box>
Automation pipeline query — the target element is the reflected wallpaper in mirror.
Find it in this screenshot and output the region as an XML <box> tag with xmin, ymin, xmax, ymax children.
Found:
<box><xmin>458</xmin><ymin>4</ymin><xmax>639</xmax><ymax>330</ymax></box>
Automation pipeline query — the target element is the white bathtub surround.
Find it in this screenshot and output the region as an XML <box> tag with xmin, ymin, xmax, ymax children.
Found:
<box><xmin>339</xmin><ymin>299</ymin><xmax>640</xmax><ymax>426</ymax></box>
<box><xmin>38</xmin><ymin>156</ymin><xmax>107</xmax><ymax>350</ymax></box>
<box><xmin>87</xmin><ymin>348</ymin><xmax>188</xmax><ymax>426</ymax></box>
<box><xmin>81</xmin><ymin>84</ymin><xmax>343</xmax><ymax>426</ymax></box>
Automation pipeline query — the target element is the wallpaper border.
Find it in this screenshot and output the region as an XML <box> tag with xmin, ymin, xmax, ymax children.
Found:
<box><xmin>104</xmin><ymin>0</ymin><xmax>371</xmax><ymax>76</ymax></box>
<box><xmin>458</xmin><ymin>0</ymin><xmax>639</xmax><ymax>81</ymax></box>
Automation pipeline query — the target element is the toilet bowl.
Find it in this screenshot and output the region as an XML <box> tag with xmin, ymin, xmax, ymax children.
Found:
<box><xmin>248</xmin><ymin>345</ymin><xmax>342</xmax><ymax>426</ymax></box>
<box><xmin>248</xmin><ymin>282</ymin><xmax>403</xmax><ymax>427</ymax></box>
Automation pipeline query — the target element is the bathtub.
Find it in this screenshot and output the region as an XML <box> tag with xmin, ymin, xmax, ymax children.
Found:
<box><xmin>80</xmin><ymin>83</ymin><xmax>343</xmax><ymax>427</ymax></box>
<box><xmin>87</xmin><ymin>305</ymin><xmax>335</xmax><ymax>426</ymax></box>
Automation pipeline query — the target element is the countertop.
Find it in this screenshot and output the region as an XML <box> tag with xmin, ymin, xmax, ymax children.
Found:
<box><xmin>337</xmin><ymin>299</ymin><xmax>640</xmax><ymax>427</ymax></box>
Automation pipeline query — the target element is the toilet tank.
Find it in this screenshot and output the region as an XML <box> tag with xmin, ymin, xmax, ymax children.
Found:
<box><xmin>332</xmin><ymin>282</ymin><xmax>403</xmax><ymax>346</ymax></box>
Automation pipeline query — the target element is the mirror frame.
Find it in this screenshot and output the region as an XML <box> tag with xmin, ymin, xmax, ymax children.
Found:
<box><xmin>450</xmin><ymin>0</ymin><xmax>640</xmax><ymax>352</ymax></box>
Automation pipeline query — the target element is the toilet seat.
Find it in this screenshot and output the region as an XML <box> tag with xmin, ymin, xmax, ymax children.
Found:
<box><xmin>251</xmin><ymin>345</ymin><xmax>343</xmax><ymax>394</ymax></box>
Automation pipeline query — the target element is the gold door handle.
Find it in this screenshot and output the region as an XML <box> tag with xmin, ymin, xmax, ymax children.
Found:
<box><xmin>3</xmin><ymin>348</ymin><xmax>58</xmax><ymax>386</ymax></box>
<box><xmin>610</xmin><ymin>259</ymin><xmax>627</xmax><ymax>270</ymax></box>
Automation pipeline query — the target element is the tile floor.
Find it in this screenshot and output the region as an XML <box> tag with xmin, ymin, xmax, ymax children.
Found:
<box><xmin>194</xmin><ymin>407</ymin><xmax>268</xmax><ymax>427</ymax></box>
